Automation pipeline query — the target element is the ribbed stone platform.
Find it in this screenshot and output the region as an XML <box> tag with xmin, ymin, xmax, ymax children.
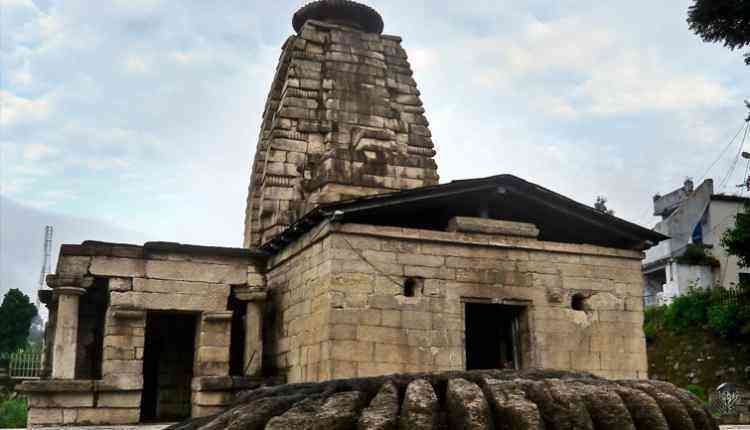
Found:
<box><xmin>167</xmin><ymin>369</ymin><xmax>718</xmax><ymax>430</ymax></box>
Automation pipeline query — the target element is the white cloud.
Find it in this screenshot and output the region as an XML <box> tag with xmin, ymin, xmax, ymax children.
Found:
<box><xmin>0</xmin><ymin>0</ymin><xmax>748</xmax><ymax>264</ymax></box>
<box><xmin>0</xmin><ymin>91</ymin><xmax>54</xmax><ymax>127</ymax></box>
<box><xmin>22</xmin><ymin>143</ymin><xmax>57</xmax><ymax>161</ymax></box>
<box><xmin>122</xmin><ymin>54</ymin><xmax>151</xmax><ymax>75</ymax></box>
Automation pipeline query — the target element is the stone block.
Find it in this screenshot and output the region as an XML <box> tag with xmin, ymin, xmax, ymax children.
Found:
<box><xmin>27</xmin><ymin>407</ymin><xmax>63</xmax><ymax>426</ymax></box>
<box><xmin>329</xmin><ymin>360</ymin><xmax>358</xmax><ymax>379</ymax></box>
<box><xmin>197</xmin><ymin>346</ymin><xmax>231</xmax><ymax>363</ymax></box>
<box><xmin>102</xmin><ymin>359</ymin><xmax>143</xmax><ymax>375</ymax></box>
<box><xmin>194</xmin><ymin>361</ymin><xmax>230</xmax><ymax>377</ymax></box>
<box><xmin>133</xmin><ymin>278</ymin><xmax>226</xmax><ymax>294</ymax></box>
<box><xmin>110</xmin><ymin>290</ymin><xmax>228</xmax><ymax>312</ymax></box>
<box><xmin>381</xmin><ymin>310</ymin><xmax>401</xmax><ymax>327</ymax></box>
<box><xmin>434</xmin><ymin>348</ymin><xmax>463</xmax><ymax>368</ymax></box>
<box><xmin>541</xmin><ymin>349</ymin><xmax>571</xmax><ymax>370</ymax></box>
<box><xmin>104</xmin><ymin>334</ymin><xmax>144</xmax><ymax>349</ymax></box>
<box><xmin>100</xmin><ymin>373</ymin><xmax>143</xmax><ymax>390</ymax></box>
<box><xmin>108</xmin><ymin>277</ymin><xmax>132</xmax><ymax>292</ymax></box>
<box><xmin>90</xmin><ymin>257</ymin><xmax>145</xmax><ymax>277</ymax></box>
<box><xmin>571</xmin><ymin>351</ymin><xmax>601</xmax><ymax>371</ymax></box>
<box><xmin>193</xmin><ymin>391</ymin><xmax>234</xmax><ymax>406</ymax></box>
<box><xmin>374</xmin><ymin>343</ymin><xmax>409</xmax><ymax>364</ymax></box>
<box><xmin>75</xmin><ymin>408</ymin><xmax>140</xmax><ymax>425</ymax></box>
<box><xmin>358</xmin><ymin>325</ymin><xmax>407</xmax><ymax>345</ymax></box>
<box><xmin>28</xmin><ymin>392</ymin><xmax>94</xmax><ymax>408</ymax></box>
<box><xmin>404</xmin><ymin>266</ymin><xmax>455</xmax><ymax>280</ymax></box>
<box><xmin>103</xmin><ymin>346</ymin><xmax>135</xmax><ymax>360</ymax></box>
<box><xmin>145</xmin><ymin>260</ymin><xmax>246</xmax><ymax>284</ymax></box>
<box><xmin>447</xmin><ymin>217</ymin><xmax>540</xmax><ymax>238</ymax></box>
<box><xmin>57</xmin><ymin>256</ymin><xmax>92</xmax><ymax>275</ymax></box>
<box><xmin>97</xmin><ymin>391</ymin><xmax>142</xmax><ymax>408</ymax></box>
<box><xmin>397</xmin><ymin>254</ymin><xmax>444</xmax><ymax>267</ymax></box>
<box><xmin>402</xmin><ymin>311</ymin><xmax>431</xmax><ymax>330</ymax></box>
<box><xmin>331</xmin><ymin>340</ymin><xmax>373</xmax><ymax>362</ymax></box>
<box><xmin>358</xmin><ymin>362</ymin><xmax>404</xmax><ymax>378</ymax></box>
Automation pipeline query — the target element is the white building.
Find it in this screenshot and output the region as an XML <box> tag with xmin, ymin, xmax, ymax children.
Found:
<box><xmin>643</xmin><ymin>179</ymin><xmax>750</xmax><ymax>306</ymax></box>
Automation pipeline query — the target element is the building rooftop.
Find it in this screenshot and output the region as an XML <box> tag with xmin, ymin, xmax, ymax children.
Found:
<box><xmin>263</xmin><ymin>174</ymin><xmax>668</xmax><ymax>253</ymax></box>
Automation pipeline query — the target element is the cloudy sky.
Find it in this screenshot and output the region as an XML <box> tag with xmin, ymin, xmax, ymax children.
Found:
<box><xmin>2</xmin><ymin>0</ymin><xmax>749</xmax><ymax>300</ymax></box>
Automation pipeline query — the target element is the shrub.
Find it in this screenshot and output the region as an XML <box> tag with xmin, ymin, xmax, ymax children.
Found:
<box><xmin>686</xmin><ymin>384</ymin><xmax>707</xmax><ymax>402</ymax></box>
<box><xmin>0</xmin><ymin>396</ymin><xmax>27</xmax><ymax>428</ymax></box>
<box><xmin>644</xmin><ymin>306</ymin><xmax>665</xmax><ymax>340</ymax></box>
<box><xmin>676</xmin><ymin>245</ymin><xmax>721</xmax><ymax>267</ymax></box>
<box><xmin>663</xmin><ymin>287</ymin><xmax>711</xmax><ymax>333</ymax></box>
<box><xmin>707</xmin><ymin>302</ymin><xmax>740</xmax><ymax>337</ymax></box>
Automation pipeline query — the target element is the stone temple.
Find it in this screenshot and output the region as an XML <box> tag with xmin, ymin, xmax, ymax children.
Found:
<box><xmin>20</xmin><ymin>0</ymin><xmax>666</xmax><ymax>426</ymax></box>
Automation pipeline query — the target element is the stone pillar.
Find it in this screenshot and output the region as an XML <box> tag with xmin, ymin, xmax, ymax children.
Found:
<box><xmin>51</xmin><ymin>287</ymin><xmax>85</xmax><ymax>379</ymax></box>
<box><xmin>235</xmin><ymin>287</ymin><xmax>267</xmax><ymax>376</ymax></box>
<box><xmin>194</xmin><ymin>312</ymin><xmax>233</xmax><ymax>377</ymax></box>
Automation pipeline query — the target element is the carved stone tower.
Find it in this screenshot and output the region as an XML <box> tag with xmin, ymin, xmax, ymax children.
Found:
<box><xmin>243</xmin><ymin>0</ymin><xmax>439</xmax><ymax>247</ymax></box>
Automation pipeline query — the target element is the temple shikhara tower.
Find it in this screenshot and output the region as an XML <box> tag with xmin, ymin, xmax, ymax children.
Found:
<box><xmin>244</xmin><ymin>1</ymin><xmax>439</xmax><ymax>247</ymax></box>
<box><xmin>20</xmin><ymin>1</ymin><xmax>666</xmax><ymax>427</ymax></box>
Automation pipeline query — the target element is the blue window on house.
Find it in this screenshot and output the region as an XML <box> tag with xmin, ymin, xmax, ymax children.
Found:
<box><xmin>692</xmin><ymin>222</ymin><xmax>703</xmax><ymax>245</ymax></box>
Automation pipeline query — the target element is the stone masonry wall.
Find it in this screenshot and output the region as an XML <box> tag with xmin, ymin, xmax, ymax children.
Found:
<box><xmin>268</xmin><ymin>223</ymin><xmax>648</xmax><ymax>384</ymax></box>
<box><xmin>24</xmin><ymin>243</ymin><xmax>266</xmax><ymax>427</ymax></box>
<box><xmin>244</xmin><ymin>19</ymin><xmax>439</xmax><ymax>248</ymax></box>
<box><xmin>265</xmin><ymin>224</ymin><xmax>333</xmax><ymax>383</ymax></box>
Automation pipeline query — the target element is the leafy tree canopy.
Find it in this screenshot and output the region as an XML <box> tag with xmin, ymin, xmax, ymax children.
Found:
<box><xmin>687</xmin><ymin>0</ymin><xmax>750</xmax><ymax>65</ymax></box>
<box><xmin>594</xmin><ymin>196</ymin><xmax>615</xmax><ymax>216</ymax></box>
<box><xmin>722</xmin><ymin>202</ymin><xmax>750</xmax><ymax>272</ymax></box>
<box><xmin>0</xmin><ymin>289</ymin><xmax>37</xmax><ymax>356</ymax></box>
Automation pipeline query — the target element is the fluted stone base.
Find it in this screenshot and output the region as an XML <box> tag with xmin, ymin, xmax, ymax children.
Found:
<box><xmin>167</xmin><ymin>369</ymin><xmax>718</xmax><ymax>430</ymax></box>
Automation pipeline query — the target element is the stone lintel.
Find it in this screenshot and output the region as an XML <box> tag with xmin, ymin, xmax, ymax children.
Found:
<box><xmin>18</xmin><ymin>379</ymin><xmax>142</xmax><ymax>394</ymax></box>
<box><xmin>46</xmin><ymin>274</ymin><xmax>93</xmax><ymax>289</ymax></box>
<box><xmin>234</xmin><ymin>286</ymin><xmax>267</xmax><ymax>302</ymax></box>
<box><xmin>111</xmin><ymin>308</ymin><xmax>146</xmax><ymax>320</ymax></box>
<box><xmin>17</xmin><ymin>379</ymin><xmax>95</xmax><ymax>393</ymax></box>
<box><xmin>447</xmin><ymin>216</ymin><xmax>540</xmax><ymax>239</ymax></box>
<box><xmin>203</xmin><ymin>311</ymin><xmax>234</xmax><ymax>322</ymax></box>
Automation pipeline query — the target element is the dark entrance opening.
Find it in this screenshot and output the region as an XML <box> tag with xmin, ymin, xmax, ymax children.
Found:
<box><xmin>465</xmin><ymin>303</ymin><xmax>523</xmax><ymax>370</ymax></box>
<box><xmin>228</xmin><ymin>296</ymin><xmax>247</xmax><ymax>376</ymax></box>
<box><xmin>140</xmin><ymin>313</ymin><xmax>197</xmax><ymax>422</ymax></box>
<box><xmin>75</xmin><ymin>278</ymin><xmax>108</xmax><ymax>379</ymax></box>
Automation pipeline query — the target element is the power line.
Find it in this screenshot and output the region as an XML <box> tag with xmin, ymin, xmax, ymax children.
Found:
<box><xmin>698</xmin><ymin>123</ymin><xmax>748</xmax><ymax>185</ymax></box>
<box><xmin>719</xmin><ymin>123</ymin><xmax>749</xmax><ymax>189</ymax></box>
<box><xmin>634</xmin><ymin>121</ymin><xmax>749</xmax><ymax>228</ymax></box>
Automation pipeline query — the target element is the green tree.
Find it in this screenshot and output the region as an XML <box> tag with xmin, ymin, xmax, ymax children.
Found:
<box><xmin>0</xmin><ymin>289</ymin><xmax>37</xmax><ymax>356</ymax></box>
<box><xmin>721</xmin><ymin>202</ymin><xmax>750</xmax><ymax>273</ymax></box>
<box><xmin>594</xmin><ymin>196</ymin><xmax>615</xmax><ymax>216</ymax></box>
<box><xmin>687</xmin><ymin>0</ymin><xmax>750</xmax><ymax>65</ymax></box>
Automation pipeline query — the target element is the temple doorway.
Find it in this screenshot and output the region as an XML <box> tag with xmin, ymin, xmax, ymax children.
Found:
<box><xmin>140</xmin><ymin>312</ymin><xmax>197</xmax><ymax>422</ymax></box>
<box><xmin>465</xmin><ymin>303</ymin><xmax>523</xmax><ymax>370</ymax></box>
